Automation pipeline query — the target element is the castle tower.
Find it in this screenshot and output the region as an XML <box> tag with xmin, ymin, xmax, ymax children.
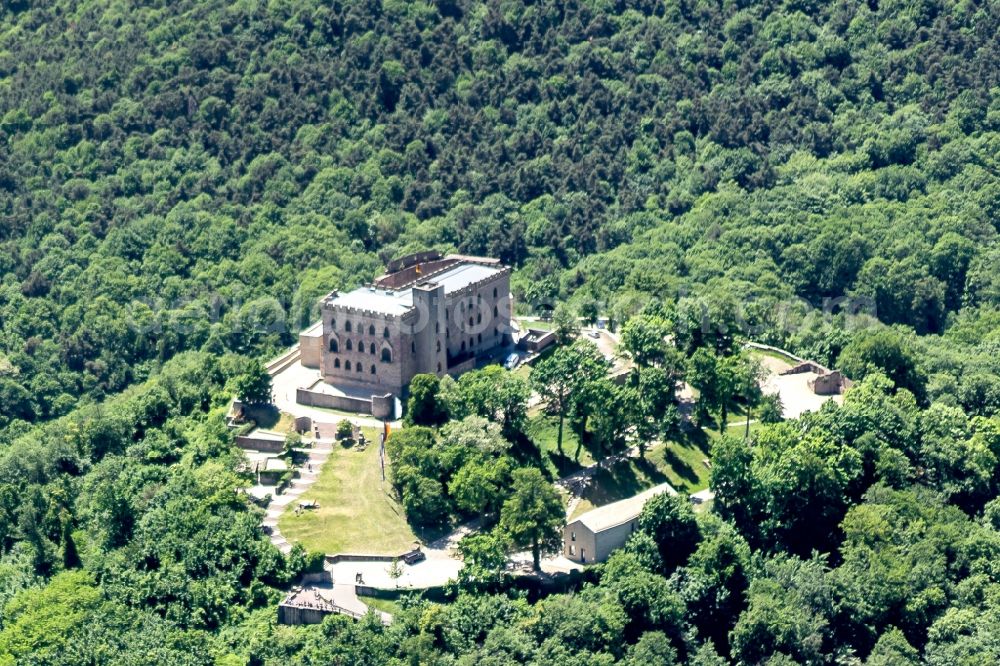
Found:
<box><xmin>410</xmin><ymin>281</ymin><xmax>448</xmax><ymax>377</ymax></box>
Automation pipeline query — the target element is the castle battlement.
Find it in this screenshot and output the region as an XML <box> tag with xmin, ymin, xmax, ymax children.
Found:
<box><xmin>303</xmin><ymin>253</ymin><xmax>513</xmax><ymax>401</ymax></box>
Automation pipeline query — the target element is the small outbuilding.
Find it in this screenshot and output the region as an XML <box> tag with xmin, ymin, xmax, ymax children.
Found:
<box><xmin>563</xmin><ymin>483</ymin><xmax>675</xmax><ymax>564</ymax></box>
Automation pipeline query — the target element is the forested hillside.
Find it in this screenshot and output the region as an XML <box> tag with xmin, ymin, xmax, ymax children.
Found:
<box><xmin>2</xmin><ymin>0</ymin><xmax>1000</xmax><ymax>663</ymax></box>
<box><xmin>2</xmin><ymin>0</ymin><xmax>998</xmax><ymax>435</ymax></box>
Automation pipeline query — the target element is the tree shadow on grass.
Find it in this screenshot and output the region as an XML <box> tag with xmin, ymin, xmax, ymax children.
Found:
<box><xmin>634</xmin><ymin>457</ymin><xmax>667</xmax><ymax>485</ymax></box>
<box><xmin>412</xmin><ymin>523</ymin><xmax>453</xmax><ymax>548</ymax></box>
<box><xmin>580</xmin><ymin>458</ymin><xmax>664</xmax><ymax>508</ymax></box>
<box><xmin>245</xmin><ymin>404</ymin><xmax>281</xmax><ymax>429</ymax></box>
<box><xmin>660</xmin><ymin>444</ymin><xmax>699</xmax><ymax>486</ymax></box>
<box><xmin>546</xmin><ymin>450</ymin><xmax>586</xmax><ymax>477</ymax></box>
<box><xmin>510</xmin><ymin>429</ymin><xmax>584</xmax><ymax>480</ymax></box>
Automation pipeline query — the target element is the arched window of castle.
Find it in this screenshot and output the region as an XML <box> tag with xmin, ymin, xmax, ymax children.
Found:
<box><xmin>346</xmin><ymin>339</ymin><xmax>352</xmax><ymax>351</ymax></box>
<box><xmin>345</xmin><ymin>360</ymin><xmax>351</xmax><ymax>370</ymax></box>
<box><xmin>381</xmin><ymin>348</ymin><xmax>392</xmax><ymax>363</ymax></box>
<box><xmin>383</xmin><ymin>327</ymin><xmax>390</xmax><ymax>339</ymax></box>
<box><xmin>368</xmin><ymin>324</ymin><xmax>375</xmax><ymax>335</ymax></box>
<box><xmin>334</xmin><ymin>358</ymin><xmax>340</xmax><ymax>368</ymax></box>
<box><xmin>329</xmin><ymin>339</ymin><xmax>338</xmax><ymax>353</ymax></box>
<box><xmin>460</xmin><ymin>341</ymin><xmax>466</xmax><ymax>352</ymax></box>
<box><xmin>370</xmin><ymin>364</ymin><xmax>376</xmax><ymax>375</ymax></box>
<box><xmin>356</xmin><ymin>363</ymin><xmax>362</xmax><ymax>373</ymax></box>
<box><xmin>345</xmin><ymin>321</ymin><xmax>352</xmax><ymax>332</ymax></box>
<box><xmin>370</xmin><ymin>343</ymin><xmax>376</xmax><ymax>354</ymax></box>
<box><xmin>493</xmin><ymin>287</ymin><xmax>498</xmax><ymax>298</ymax></box>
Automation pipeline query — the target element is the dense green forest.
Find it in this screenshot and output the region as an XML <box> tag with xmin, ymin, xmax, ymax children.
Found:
<box><xmin>1</xmin><ymin>0</ymin><xmax>1000</xmax><ymax>663</ymax></box>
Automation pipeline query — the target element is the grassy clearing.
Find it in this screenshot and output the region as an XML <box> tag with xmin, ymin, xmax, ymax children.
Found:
<box><xmin>567</xmin><ymin>433</ymin><xmax>713</xmax><ymax>520</ymax></box>
<box><xmin>748</xmin><ymin>347</ymin><xmax>798</xmax><ymax>366</ymax></box>
<box><xmin>703</xmin><ymin>419</ymin><xmax>766</xmax><ymax>442</ymax></box>
<box><xmin>569</xmin><ymin>455</ymin><xmax>667</xmax><ymax>519</ymax></box>
<box><xmin>250</xmin><ymin>406</ymin><xmax>296</xmax><ymax>432</ymax></box>
<box><xmin>647</xmin><ymin>438</ymin><xmax>712</xmax><ymax>493</ymax></box>
<box><xmin>278</xmin><ymin>427</ymin><xmax>419</xmax><ymax>555</ymax></box>
<box><xmin>520</xmin><ymin>318</ymin><xmax>556</xmax><ymax>331</ymax></box>
<box><xmin>358</xmin><ymin>595</ymin><xmax>404</xmax><ymax>616</ymax></box>
<box><xmin>523</xmin><ymin>412</ymin><xmax>593</xmax><ymax>477</ymax></box>
<box><xmin>571</xmin><ymin>434</ymin><xmax>709</xmax><ymax>518</ymax></box>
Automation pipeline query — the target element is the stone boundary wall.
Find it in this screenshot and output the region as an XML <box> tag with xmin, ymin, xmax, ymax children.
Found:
<box><xmin>743</xmin><ymin>341</ymin><xmax>806</xmax><ymax>364</ymax></box>
<box><xmin>301</xmin><ymin>571</ymin><xmax>333</xmax><ymax>585</ymax></box>
<box><xmin>518</xmin><ymin>328</ymin><xmax>556</xmax><ymax>353</ymax></box>
<box><xmin>296</xmin><ymin>387</ymin><xmax>373</xmax><ymax>414</ymax></box>
<box><xmin>278</xmin><ymin>603</ymin><xmax>331</xmax><ymax>625</ymax></box>
<box><xmin>324</xmin><ymin>553</ymin><xmax>398</xmax><ymax>564</ymax></box>
<box><xmin>236</xmin><ymin>434</ymin><xmax>285</xmax><ymax>453</ymax></box>
<box><xmin>781</xmin><ymin>360</ymin><xmax>830</xmax><ymax>375</ymax></box>
<box><xmin>266</xmin><ymin>346</ymin><xmax>302</xmax><ymax>375</ymax></box>
<box><xmin>446</xmin><ymin>357</ymin><xmax>476</xmax><ymax>375</ymax></box>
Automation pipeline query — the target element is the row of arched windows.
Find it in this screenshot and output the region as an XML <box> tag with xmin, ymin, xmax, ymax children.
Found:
<box><xmin>328</xmin><ymin>339</ymin><xmax>393</xmax><ymax>362</ymax></box>
<box><xmin>333</xmin><ymin>359</ymin><xmax>378</xmax><ymax>375</ymax></box>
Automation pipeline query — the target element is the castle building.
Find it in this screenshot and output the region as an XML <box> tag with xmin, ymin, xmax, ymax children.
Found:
<box><xmin>299</xmin><ymin>252</ymin><xmax>512</xmax><ymax>404</ymax></box>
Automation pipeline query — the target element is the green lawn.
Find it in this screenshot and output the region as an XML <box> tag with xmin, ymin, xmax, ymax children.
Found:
<box><xmin>524</xmin><ymin>412</ymin><xmax>594</xmax><ymax>477</ymax></box>
<box><xmin>567</xmin><ymin>435</ymin><xmax>713</xmax><ymax>520</ymax></box>
<box><xmin>703</xmin><ymin>419</ymin><xmax>766</xmax><ymax>442</ymax></box>
<box><xmin>748</xmin><ymin>347</ymin><xmax>797</xmax><ymax>366</ymax></box>
<box><xmin>358</xmin><ymin>594</ymin><xmax>404</xmax><ymax>616</ymax></box>
<box><xmin>247</xmin><ymin>406</ymin><xmax>296</xmax><ymax>433</ymax></box>
<box><xmin>519</xmin><ymin>318</ymin><xmax>556</xmax><ymax>331</ymax></box>
<box><xmin>278</xmin><ymin>427</ymin><xmax>419</xmax><ymax>555</ymax></box>
<box><xmin>569</xmin><ymin>455</ymin><xmax>666</xmax><ymax>519</ymax></box>
<box><xmin>647</xmin><ymin>438</ymin><xmax>712</xmax><ymax>493</ymax></box>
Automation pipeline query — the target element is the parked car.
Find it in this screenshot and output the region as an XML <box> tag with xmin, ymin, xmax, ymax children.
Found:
<box><xmin>402</xmin><ymin>548</ymin><xmax>426</xmax><ymax>564</ymax></box>
<box><xmin>588</xmin><ymin>330</ymin><xmax>600</xmax><ymax>339</ymax></box>
<box><xmin>503</xmin><ymin>353</ymin><xmax>521</xmax><ymax>370</ymax></box>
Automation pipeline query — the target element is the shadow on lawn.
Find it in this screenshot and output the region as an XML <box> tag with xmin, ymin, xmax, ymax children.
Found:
<box><xmin>581</xmin><ymin>457</ymin><xmax>667</xmax><ymax>508</ymax></box>
<box><xmin>511</xmin><ymin>430</ymin><xmax>585</xmax><ymax>479</ymax></box>
<box><xmin>242</xmin><ymin>404</ymin><xmax>282</xmax><ymax>429</ymax></box>
<box><xmin>660</xmin><ymin>444</ymin><xmax>700</xmax><ymax>486</ymax></box>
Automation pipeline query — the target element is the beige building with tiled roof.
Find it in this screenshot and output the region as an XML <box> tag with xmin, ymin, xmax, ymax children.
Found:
<box><xmin>563</xmin><ymin>483</ymin><xmax>675</xmax><ymax>564</ymax></box>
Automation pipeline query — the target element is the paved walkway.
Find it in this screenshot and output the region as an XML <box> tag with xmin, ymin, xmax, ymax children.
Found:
<box><xmin>757</xmin><ymin>355</ymin><xmax>843</xmax><ymax>418</ymax></box>
<box><xmin>269</xmin><ymin>357</ymin><xmax>400</xmax><ymax>428</ymax></box>
<box><xmin>327</xmin><ymin>555</ymin><xmax>463</xmax><ymax>592</ymax></box>
<box><xmin>302</xmin><ymin>583</ymin><xmax>392</xmax><ymax>625</ymax></box>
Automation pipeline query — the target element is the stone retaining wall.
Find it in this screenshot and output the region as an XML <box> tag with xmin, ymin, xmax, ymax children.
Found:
<box><xmin>296</xmin><ymin>387</ymin><xmax>374</xmax><ymax>414</ymax></box>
